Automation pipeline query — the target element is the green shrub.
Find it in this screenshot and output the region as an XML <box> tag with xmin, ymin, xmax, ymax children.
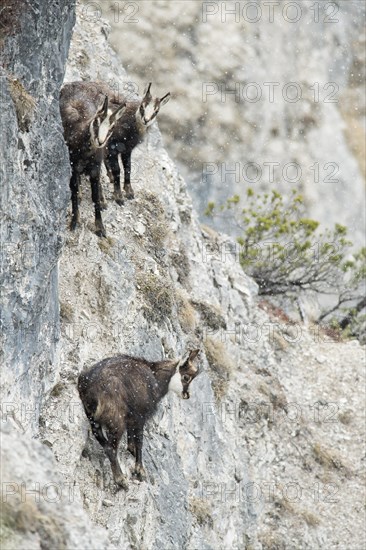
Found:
<box><xmin>206</xmin><ymin>189</ymin><xmax>365</xmax><ymax>340</ymax></box>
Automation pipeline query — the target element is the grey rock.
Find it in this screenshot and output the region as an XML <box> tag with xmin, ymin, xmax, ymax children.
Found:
<box><xmin>1</xmin><ymin>3</ymin><xmax>365</xmax><ymax>550</ymax></box>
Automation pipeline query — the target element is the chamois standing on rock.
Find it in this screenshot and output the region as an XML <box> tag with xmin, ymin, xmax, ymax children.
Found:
<box><xmin>75</xmin><ymin>82</ymin><xmax>171</xmax><ymax>204</ymax></box>
<box><xmin>78</xmin><ymin>349</ymin><xmax>200</xmax><ymax>489</ymax></box>
<box><xmin>60</xmin><ymin>82</ymin><xmax>126</xmax><ymax>237</ymax></box>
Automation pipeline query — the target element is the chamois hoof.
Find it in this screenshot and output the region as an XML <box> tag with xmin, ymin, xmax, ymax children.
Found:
<box><xmin>95</xmin><ymin>221</ymin><xmax>107</xmax><ymax>238</ymax></box>
<box><xmin>114</xmin><ymin>474</ymin><xmax>129</xmax><ymax>491</ymax></box>
<box><xmin>113</xmin><ymin>191</ymin><xmax>124</xmax><ymax>206</ymax></box>
<box><xmin>100</xmin><ymin>200</ymin><xmax>108</xmax><ymax>211</ymax></box>
<box><xmin>124</xmin><ymin>187</ymin><xmax>134</xmax><ymax>200</ymax></box>
<box><xmin>132</xmin><ymin>466</ymin><xmax>147</xmax><ymax>482</ymax></box>
<box><xmin>70</xmin><ymin>219</ymin><xmax>80</xmax><ymax>231</ymax></box>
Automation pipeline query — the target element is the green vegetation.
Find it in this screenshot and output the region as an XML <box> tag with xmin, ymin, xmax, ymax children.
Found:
<box><xmin>206</xmin><ymin>189</ymin><xmax>365</xmax><ymax>340</ymax></box>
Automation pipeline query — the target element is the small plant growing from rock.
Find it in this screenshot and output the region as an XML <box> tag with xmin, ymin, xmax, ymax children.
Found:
<box><xmin>7</xmin><ymin>74</ymin><xmax>36</xmax><ymax>132</ymax></box>
<box><xmin>133</xmin><ymin>190</ymin><xmax>170</xmax><ymax>258</ymax></box>
<box><xmin>59</xmin><ymin>301</ymin><xmax>74</xmax><ymax>322</ymax></box>
<box><xmin>206</xmin><ymin>189</ymin><xmax>366</xmax><ymax>341</ymax></box>
<box><xmin>192</xmin><ymin>300</ymin><xmax>226</xmax><ymax>331</ymax></box>
<box><xmin>176</xmin><ymin>290</ymin><xmax>197</xmax><ymax>333</ymax></box>
<box><xmin>312</xmin><ymin>442</ymin><xmax>351</xmax><ymax>476</ymax></box>
<box><xmin>189</xmin><ymin>497</ymin><xmax>213</xmax><ymax>528</ymax></box>
<box><xmin>136</xmin><ymin>271</ymin><xmax>175</xmax><ymax>323</ymax></box>
<box><xmin>203</xmin><ymin>336</ymin><xmax>234</xmax><ymax>400</ymax></box>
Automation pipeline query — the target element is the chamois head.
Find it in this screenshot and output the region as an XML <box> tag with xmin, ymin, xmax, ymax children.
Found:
<box><xmin>90</xmin><ymin>95</ymin><xmax>126</xmax><ymax>149</ymax></box>
<box><xmin>168</xmin><ymin>349</ymin><xmax>201</xmax><ymax>400</ymax></box>
<box><xmin>137</xmin><ymin>83</ymin><xmax>170</xmax><ymax>127</ymax></box>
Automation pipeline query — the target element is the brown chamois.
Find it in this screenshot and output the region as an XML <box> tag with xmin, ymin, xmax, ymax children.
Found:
<box><xmin>60</xmin><ymin>82</ymin><xmax>126</xmax><ymax>237</ymax></box>
<box><xmin>78</xmin><ymin>349</ymin><xmax>200</xmax><ymax>489</ymax></box>
<box><xmin>76</xmin><ymin>82</ymin><xmax>170</xmax><ymax>203</ymax></box>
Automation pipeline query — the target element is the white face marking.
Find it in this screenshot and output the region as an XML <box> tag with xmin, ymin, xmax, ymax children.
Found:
<box><xmin>168</xmin><ymin>370</ymin><xmax>184</xmax><ymax>398</ymax></box>
<box><xmin>98</xmin><ymin>114</ymin><xmax>112</xmax><ymax>145</ymax></box>
<box><xmin>141</xmin><ymin>102</ymin><xmax>157</xmax><ymax>126</ymax></box>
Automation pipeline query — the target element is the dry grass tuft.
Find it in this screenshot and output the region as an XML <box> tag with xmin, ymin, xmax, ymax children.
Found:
<box><xmin>192</xmin><ymin>300</ymin><xmax>226</xmax><ymax>331</ymax></box>
<box><xmin>98</xmin><ymin>236</ymin><xmax>115</xmax><ymax>256</ymax></box>
<box><xmin>170</xmin><ymin>244</ymin><xmax>191</xmax><ymax>287</ymax></box>
<box><xmin>272</xmin><ymin>498</ymin><xmax>322</xmax><ymax>530</ymax></box>
<box><xmin>0</xmin><ymin>501</ymin><xmax>67</xmax><ymax>549</ymax></box>
<box><xmin>189</xmin><ymin>497</ymin><xmax>213</xmax><ymax>528</ymax></box>
<box><xmin>312</xmin><ymin>442</ymin><xmax>351</xmax><ymax>476</ymax></box>
<box><xmin>203</xmin><ymin>336</ymin><xmax>235</xmax><ymax>400</ymax></box>
<box><xmin>176</xmin><ymin>290</ymin><xmax>197</xmax><ymax>333</ymax></box>
<box><xmin>136</xmin><ymin>271</ymin><xmax>175</xmax><ymax>323</ymax></box>
<box><xmin>134</xmin><ymin>190</ymin><xmax>170</xmax><ymax>257</ymax></box>
<box><xmin>59</xmin><ymin>300</ymin><xmax>74</xmax><ymax>322</ymax></box>
<box><xmin>7</xmin><ymin>75</ymin><xmax>36</xmax><ymax>132</ymax></box>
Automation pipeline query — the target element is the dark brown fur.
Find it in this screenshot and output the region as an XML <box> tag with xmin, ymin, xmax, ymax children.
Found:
<box><xmin>103</xmin><ymin>93</ymin><xmax>145</xmax><ymax>202</ymax></box>
<box><xmin>60</xmin><ymin>82</ymin><xmax>125</xmax><ymax>237</ymax></box>
<box><xmin>67</xmin><ymin>81</ymin><xmax>170</xmax><ymax>204</ymax></box>
<box><xmin>78</xmin><ymin>350</ymin><xmax>199</xmax><ymax>488</ymax></box>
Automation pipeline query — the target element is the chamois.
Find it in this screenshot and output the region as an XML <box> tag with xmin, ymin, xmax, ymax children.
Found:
<box><xmin>75</xmin><ymin>82</ymin><xmax>171</xmax><ymax>203</ymax></box>
<box><xmin>60</xmin><ymin>82</ymin><xmax>126</xmax><ymax>237</ymax></box>
<box><xmin>78</xmin><ymin>349</ymin><xmax>200</xmax><ymax>489</ymax></box>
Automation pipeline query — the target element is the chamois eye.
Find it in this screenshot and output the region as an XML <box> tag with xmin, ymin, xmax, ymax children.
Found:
<box><xmin>182</xmin><ymin>374</ymin><xmax>190</xmax><ymax>383</ymax></box>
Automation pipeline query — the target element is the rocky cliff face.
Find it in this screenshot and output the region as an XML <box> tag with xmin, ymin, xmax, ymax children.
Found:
<box><xmin>0</xmin><ymin>1</ymin><xmax>106</xmax><ymax>547</ymax></box>
<box><xmin>0</xmin><ymin>0</ymin><xmax>75</xmax><ymax>431</ymax></box>
<box><xmin>1</xmin><ymin>4</ymin><xmax>365</xmax><ymax>550</ymax></box>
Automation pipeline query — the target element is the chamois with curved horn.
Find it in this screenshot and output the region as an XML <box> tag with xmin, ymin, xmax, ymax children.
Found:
<box><xmin>106</xmin><ymin>82</ymin><xmax>170</xmax><ymax>203</ymax></box>
<box><xmin>78</xmin><ymin>349</ymin><xmax>200</xmax><ymax>489</ymax></box>
<box><xmin>74</xmin><ymin>82</ymin><xmax>170</xmax><ymax>204</ymax></box>
<box><xmin>60</xmin><ymin>82</ymin><xmax>126</xmax><ymax>237</ymax></box>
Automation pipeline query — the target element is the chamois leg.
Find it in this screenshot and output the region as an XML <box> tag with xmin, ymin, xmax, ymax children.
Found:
<box><xmin>70</xmin><ymin>169</ymin><xmax>81</xmax><ymax>231</ymax></box>
<box><xmin>104</xmin><ymin>445</ymin><xmax>128</xmax><ymax>490</ymax></box>
<box><xmin>90</xmin><ymin>170</ymin><xmax>106</xmax><ymax>238</ymax></box>
<box><xmin>102</xmin><ymin>428</ymin><xmax>128</xmax><ymax>490</ymax></box>
<box><xmin>131</xmin><ymin>426</ymin><xmax>147</xmax><ymax>482</ymax></box>
<box><xmin>121</xmin><ymin>151</ymin><xmax>134</xmax><ymax>200</ymax></box>
<box><xmin>90</xmin><ymin>418</ymin><xmax>108</xmax><ymax>447</ymax></box>
<box><xmin>127</xmin><ymin>426</ymin><xmax>136</xmax><ymax>457</ymax></box>
<box><xmin>105</xmin><ymin>151</ymin><xmax>123</xmax><ymax>205</ymax></box>
<box><xmin>98</xmin><ymin>181</ymin><xmax>107</xmax><ymax>210</ymax></box>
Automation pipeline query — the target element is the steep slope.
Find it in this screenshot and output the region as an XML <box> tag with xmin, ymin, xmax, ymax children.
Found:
<box><xmin>0</xmin><ymin>1</ymin><xmax>110</xmax><ymax>548</ymax></box>
<box><xmin>0</xmin><ymin>0</ymin><xmax>75</xmax><ymax>432</ymax></box>
<box><xmin>1</xmin><ymin>4</ymin><xmax>365</xmax><ymax>550</ymax></box>
<box><xmin>40</xmin><ymin>9</ymin><xmax>365</xmax><ymax>550</ymax></box>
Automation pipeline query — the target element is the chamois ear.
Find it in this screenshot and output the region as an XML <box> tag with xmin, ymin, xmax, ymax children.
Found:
<box><xmin>188</xmin><ymin>349</ymin><xmax>200</xmax><ymax>362</ymax></box>
<box><xmin>96</xmin><ymin>95</ymin><xmax>109</xmax><ymax>118</ymax></box>
<box><xmin>110</xmin><ymin>102</ymin><xmax>126</xmax><ymax>124</ymax></box>
<box><xmin>159</xmin><ymin>92</ymin><xmax>170</xmax><ymax>106</ymax></box>
<box><xmin>142</xmin><ymin>82</ymin><xmax>152</xmax><ymax>100</ymax></box>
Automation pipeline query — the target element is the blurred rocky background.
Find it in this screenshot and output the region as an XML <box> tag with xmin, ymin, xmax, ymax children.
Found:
<box><xmin>103</xmin><ymin>0</ymin><xmax>365</xmax><ymax>243</ymax></box>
